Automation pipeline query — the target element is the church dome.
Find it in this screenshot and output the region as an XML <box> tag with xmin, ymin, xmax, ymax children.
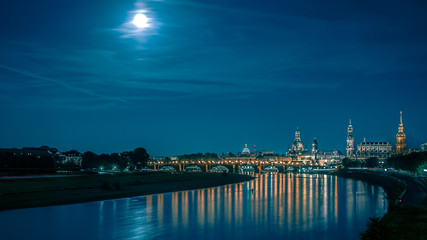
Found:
<box><xmin>242</xmin><ymin>144</ymin><xmax>251</xmax><ymax>154</ymax></box>
<box><xmin>292</xmin><ymin>139</ymin><xmax>304</xmax><ymax>152</ymax></box>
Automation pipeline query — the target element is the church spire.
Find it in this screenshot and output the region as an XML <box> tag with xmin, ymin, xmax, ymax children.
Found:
<box><xmin>396</xmin><ymin>111</ymin><xmax>406</xmax><ymax>154</ymax></box>
<box><xmin>346</xmin><ymin>119</ymin><xmax>354</xmax><ymax>157</ymax></box>
<box><xmin>295</xmin><ymin>127</ymin><xmax>301</xmax><ymax>140</ymax></box>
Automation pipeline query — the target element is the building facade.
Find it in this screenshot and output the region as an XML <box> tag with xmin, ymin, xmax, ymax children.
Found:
<box><xmin>312</xmin><ymin>138</ymin><xmax>318</xmax><ymax>159</ymax></box>
<box><xmin>346</xmin><ymin>119</ymin><xmax>355</xmax><ymax>157</ymax></box>
<box><xmin>291</xmin><ymin>128</ymin><xmax>304</xmax><ymax>153</ymax></box>
<box><xmin>395</xmin><ymin>111</ymin><xmax>406</xmax><ymax>154</ymax></box>
<box><xmin>287</xmin><ymin>128</ymin><xmax>310</xmax><ymax>162</ymax></box>
<box><xmin>357</xmin><ymin>140</ymin><xmax>393</xmax><ymax>160</ymax></box>
<box><xmin>287</xmin><ymin>128</ymin><xmax>344</xmax><ymax>164</ymax></box>
<box><xmin>61</xmin><ymin>150</ymin><xmax>83</xmax><ymax>166</ymax></box>
<box><xmin>242</xmin><ymin>144</ymin><xmax>251</xmax><ymax>155</ymax></box>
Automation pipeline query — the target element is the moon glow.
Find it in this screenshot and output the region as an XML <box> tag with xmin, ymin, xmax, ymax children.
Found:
<box><xmin>132</xmin><ymin>13</ymin><xmax>149</xmax><ymax>28</ymax></box>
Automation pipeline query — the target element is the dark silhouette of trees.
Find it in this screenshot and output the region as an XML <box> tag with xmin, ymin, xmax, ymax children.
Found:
<box><xmin>342</xmin><ymin>158</ymin><xmax>350</xmax><ymax>168</ymax></box>
<box><xmin>0</xmin><ymin>146</ymin><xmax>150</xmax><ymax>173</ymax></box>
<box><xmin>387</xmin><ymin>152</ymin><xmax>427</xmax><ymax>173</ymax></box>
<box><xmin>342</xmin><ymin>157</ymin><xmax>361</xmax><ymax>168</ymax></box>
<box><xmin>82</xmin><ymin>151</ymin><xmax>98</xmax><ymax>169</ymax></box>
<box><xmin>0</xmin><ymin>152</ymin><xmax>55</xmax><ymax>174</ymax></box>
<box><xmin>131</xmin><ymin>148</ymin><xmax>150</xmax><ymax>169</ymax></box>
<box><xmin>81</xmin><ymin>148</ymin><xmax>149</xmax><ymax>171</ymax></box>
<box><xmin>365</xmin><ymin>157</ymin><xmax>379</xmax><ymax>168</ymax></box>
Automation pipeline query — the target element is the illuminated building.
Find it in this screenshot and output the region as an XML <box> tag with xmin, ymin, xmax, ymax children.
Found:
<box><xmin>291</xmin><ymin>127</ymin><xmax>304</xmax><ymax>152</ymax></box>
<box><xmin>242</xmin><ymin>144</ymin><xmax>251</xmax><ymax>154</ymax></box>
<box><xmin>395</xmin><ymin>111</ymin><xmax>406</xmax><ymax>155</ymax></box>
<box><xmin>287</xmin><ymin>128</ymin><xmax>344</xmax><ymax>164</ymax></box>
<box><xmin>318</xmin><ymin>150</ymin><xmax>344</xmax><ymax>165</ymax></box>
<box><xmin>219</xmin><ymin>144</ymin><xmax>291</xmax><ymax>166</ymax></box>
<box><xmin>61</xmin><ymin>150</ymin><xmax>83</xmax><ymax>166</ymax></box>
<box><xmin>357</xmin><ymin>139</ymin><xmax>392</xmax><ymax>160</ymax></box>
<box><xmin>346</xmin><ymin>119</ymin><xmax>355</xmax><ymax>157</ymax></box>
<box><xmin>312</xmin><ymin>138</ymin><xmax>318</xmax><ymax>158</ymax></box>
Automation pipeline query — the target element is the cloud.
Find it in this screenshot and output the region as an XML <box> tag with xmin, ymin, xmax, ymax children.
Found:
<box><xmin>1</xmin><ymin>0</ymin><xmax>425</xmax><ymax>111</ymax></box>
<box><xmin>0</xmin><ymin>63</ymin><xmax>127</xmax><ymax>103</ymax></box>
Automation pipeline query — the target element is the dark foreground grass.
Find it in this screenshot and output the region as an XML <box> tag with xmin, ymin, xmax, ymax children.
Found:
<box><xmin>0</xmin><ymin>172</ymin><xmax>253</xmax><ymax>211</ymax></box>
<box><xmin>360</xmin><ymin>205</ymin><xmax>427</xmax><ymax>240</ymax></box>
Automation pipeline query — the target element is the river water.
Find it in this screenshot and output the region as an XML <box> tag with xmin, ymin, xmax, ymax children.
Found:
<box><xmin>0</xmin><ymin>173</ymin><xmax>387</xmax><ymax>240</ymax></box>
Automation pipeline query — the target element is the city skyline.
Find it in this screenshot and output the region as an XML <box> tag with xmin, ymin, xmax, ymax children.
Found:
<box><xmin>1</xmin><ymin>0</ymin><xmax>427</xmax><ymax>156</ymax></box>
<box><xmin>0</xmin><ymin>111</ymin><xmax>423</xmax><ymax>156</ymax></box>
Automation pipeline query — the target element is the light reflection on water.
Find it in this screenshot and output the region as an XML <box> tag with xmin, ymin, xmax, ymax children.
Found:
<box><xmin>0</xmin><ymin>173</ymin><xmax>387</xmax><ymax>240</ymax></box>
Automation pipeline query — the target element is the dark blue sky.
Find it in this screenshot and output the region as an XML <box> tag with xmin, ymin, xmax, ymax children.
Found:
<box><xmin>1</xmin><ymin>0</ymin><xmax>426</xmax><ymax>156</ymax></box>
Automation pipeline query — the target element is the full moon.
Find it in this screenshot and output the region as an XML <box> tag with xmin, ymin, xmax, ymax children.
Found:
<box><xmin>132</xmin><ymin>13</ymin><xmax>148</xmax><ymax>28</ymax></box>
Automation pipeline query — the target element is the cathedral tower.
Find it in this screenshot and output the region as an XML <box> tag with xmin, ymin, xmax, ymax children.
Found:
<box><xmin>312</xmin><ymin>138</ymin><xmax>318</xmax><ymax>160</ymax></box>
<box><xmin>312</xmin><ymin>138</ymin><xmax>318</xmax><ymax>154</ymax></box>
<box><xmin>396</xmin><ymin>111</ymin><xmax>406</xmax><ymax>154</ymax></box>
<box><xmin>346</xmin><ymin>119</ymin><xmax>354</xmax><ymax>157</ymax></box>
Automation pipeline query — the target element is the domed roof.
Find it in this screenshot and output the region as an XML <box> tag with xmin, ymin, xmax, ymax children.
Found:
<box><xmin>242</xmin><ymin>144</ymin><xmax>251</xmax><ymax>154</ymax></box>
<box><xmin>242</xmin><ymin>148</ymin><xmax>250</xmax><ymax>153</ymax></box>
<box><xmin>396</xmin><ymin>132</ymin><xmax>406</xmax><ymax>137</ymax></box>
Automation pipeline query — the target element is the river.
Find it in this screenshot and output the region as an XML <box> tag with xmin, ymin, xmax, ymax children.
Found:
<box><xmin>0</xmin><ymin>173</ymin><xmax>387</xmax><ymax>240</ymax></box>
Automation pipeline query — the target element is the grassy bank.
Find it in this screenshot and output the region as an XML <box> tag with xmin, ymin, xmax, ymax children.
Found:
<box><xmin>360</xmin><ymin>205</ymin><xmax>427</xmax><ymax>240</ymax></box>
<box><xmin>0</xmin><ymin>172</ymin><xmax>253</xmax><ymax>211</ymax></box>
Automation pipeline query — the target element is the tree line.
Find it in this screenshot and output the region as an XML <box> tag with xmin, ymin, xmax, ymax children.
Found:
<box><xmin>386</xmin><ymin>152</ymin><xmax>427</xmax><ymax>174</ymax></box>
<box><xmin>81</xmin><ymin>148</ymin><xmax>149</xmax><ymax>171</ymax></box>
<box><xmin>0</xmin><ymin>152</ymin><xmax>55</xmax><ymax>174</ymax></box>
<box><xmin>0</xmin><ymin>147</ymin><xmax>150</xmax><ymax>174</ymax></box>
<box><xmin>342</xmin><ymin>152</ymin><xmax>427</xmax><ymax>175</ymax></box>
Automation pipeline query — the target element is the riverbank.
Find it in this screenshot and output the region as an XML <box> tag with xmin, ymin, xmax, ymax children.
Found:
<box><xmin>0</xmin><ymin>172</ymin><xmax>254</xmax><ymax>211</ymax></box>
<box><xmin>334</xmin><ymin>169</ymin><xmax>406</xmax><ymax>209</ymax></box>
<box><xmin>335</xmin><ymin>169</ymin><xmax>427</xmax><ymax>239</ymax></box>
<box><xmin>363</xmin><ymin>205</ymin><xmax>427</xmax><ymax>240</ymax></box>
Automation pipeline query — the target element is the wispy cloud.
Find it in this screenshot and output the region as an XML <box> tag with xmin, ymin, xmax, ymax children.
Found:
<box><xmin>0</xmin><ymin>63</ymin><xmax>127</xmax><ymax>103</ymax></box>
<box><xmin>1</xmin><ymin>0</ymin><xmax>424</xmax><ymax>111</ymax></box>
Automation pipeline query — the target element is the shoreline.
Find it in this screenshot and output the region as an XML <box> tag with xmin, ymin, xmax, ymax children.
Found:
<box><xmin>333</xmin><ymin>169</ymin><xmax>406</xmax><ymax>209</ymax></box>
<box><xmin>0</xmin><ymin>172</ymin><xmax>254</xmax><ymax>211</ymax></box>
<box><xmin>334</xmin><ymin>169</ymin><xmax>427</xmax><ymax>239</ymax></box>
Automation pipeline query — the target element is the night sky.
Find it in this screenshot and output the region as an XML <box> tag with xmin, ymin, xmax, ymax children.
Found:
<box><xmin>1</xmin><ymin>0</ymin><xmax>426</xmax><ymax>156</ymax></box>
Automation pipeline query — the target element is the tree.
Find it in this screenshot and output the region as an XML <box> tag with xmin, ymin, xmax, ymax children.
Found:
<box><xmin>342</xmin><ymin>158</ymin><xmax>351</xmax><ymax>168</ymax></box>
<box><xmin>365</xmin><ymin>157</ymin><xmax>379</xmax><ymax>168</ymax></box>
<box><xmin>416</xmin><ymin>162</ymin><xmax>427</xmax><ymax>176</ymax></box>
<box><xmin>387</xmin><ymin>152</ymin><xmax>427</xmax><ymax>172</ymax></box>
<box><xmin>131</xmin><ymin>148</ymin><xmax>150</xmax><ymax>169</ymax></box>
<box><xmin>110</xmin><ymin>153</ymin><xmax>124</xmax><ymax>170</ymax></box>
<box><xmin>82</xmin><ymin>151</ymin><xmax>98</xmax><ymax>169</ymax></box>
<box><xmin>342</xmin><ymin>157</ymin><xmax>361</xmax><ymax>168</ymax></box>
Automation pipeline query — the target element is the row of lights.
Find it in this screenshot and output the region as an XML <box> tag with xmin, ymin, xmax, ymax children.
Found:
<box><xmin>148</xmin><ymin>161</ymin><xmax>324</xmax><ymax>165</ymax></box>
<box><xmin>148</xmin><ymin>159</ymin><xmax>341</xmax><ymax>166</ymax></box>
